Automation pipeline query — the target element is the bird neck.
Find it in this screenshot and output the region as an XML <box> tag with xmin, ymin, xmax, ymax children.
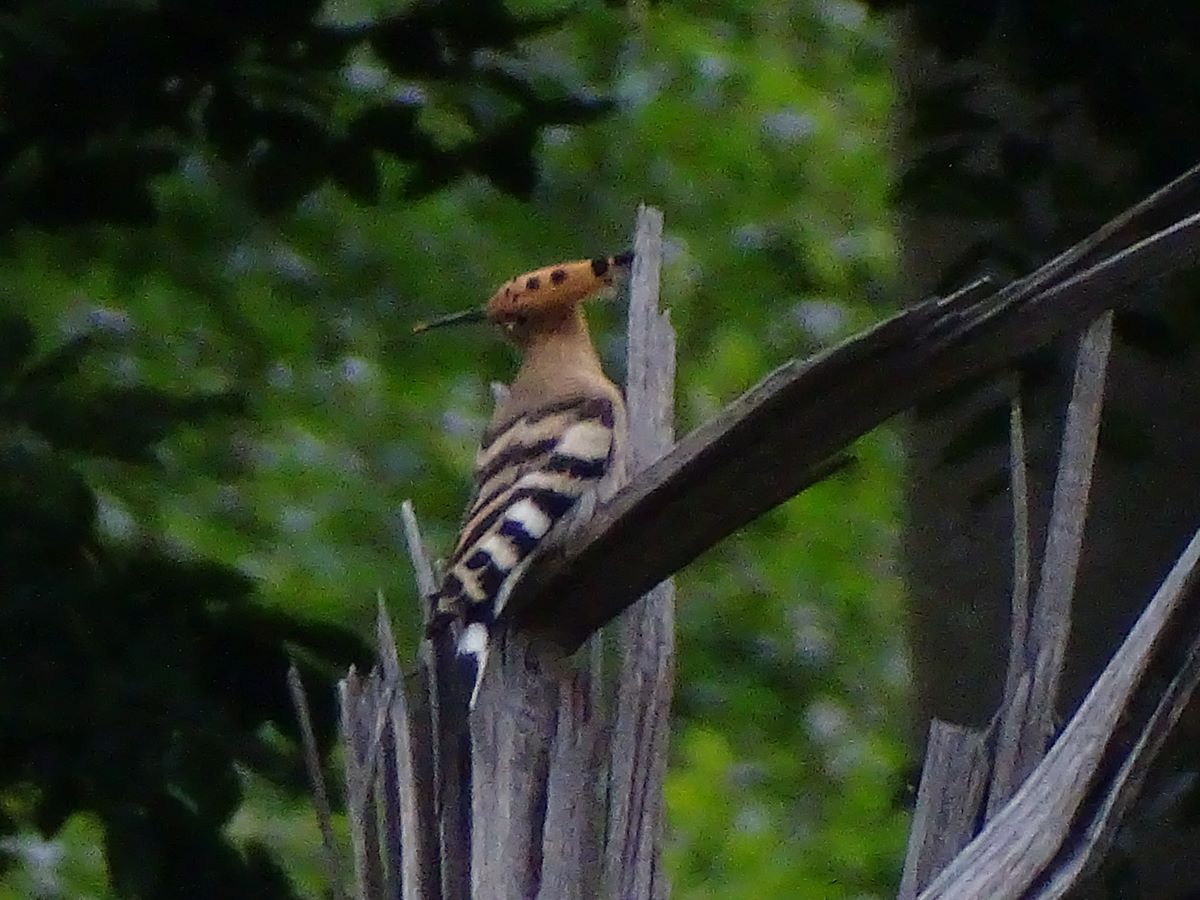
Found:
<box><xmin>504</xmin><ymin>307</ymin><xmax>611</xmax><ymax>415</ymax></box>
<box><xmin>517</xmin><ymin>306</ymin><xmax>604</xmax><ymax>382</ymax></box>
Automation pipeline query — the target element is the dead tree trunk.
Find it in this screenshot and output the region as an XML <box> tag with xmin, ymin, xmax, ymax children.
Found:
<box><xmin>321</xmin><ymin>206</ymin><xmax>676</xmax><ymax>900</ymax></box>
<box><xmin>290</xmin><ymin>164</ymin><xmax>1200</xmax><ymax>899</ymax></box>
<box><xmin>899</xmin><ymin>312</ymin><xmax>1200</xmax><ymax>898</ymax></box>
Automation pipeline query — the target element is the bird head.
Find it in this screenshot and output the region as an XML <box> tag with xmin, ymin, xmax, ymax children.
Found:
<box><xmin>414</xmin><ymin>252</ymin><xmax>634</xmax><ymax>348</ymax></box>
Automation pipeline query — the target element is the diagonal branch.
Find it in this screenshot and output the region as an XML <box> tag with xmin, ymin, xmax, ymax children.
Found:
<box><xmin>512</xmin><ymin>164</ymin><xmax>1200</xmax><ymax>652</ymax></box>
<box><xmin>988</xmin><ymin>313</ymin><xmax>1114</xmax><ymax>812</ymax></box>
<box><xmin>918</xmin><ymin>525</ymin><xmax>1200</xmax><ymax>899</ymax></box>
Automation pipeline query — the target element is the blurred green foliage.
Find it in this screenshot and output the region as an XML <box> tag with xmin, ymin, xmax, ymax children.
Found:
<box><xmin>0</xmin><ymin>320</ymin><xmax>369</xmax><ymax>898</ymax></box>
<box><xmin>0</xmin><ymin>0</ymin><xmax>907</xmax><ymax>896</ymax></box>
<box><xmin>0</xmin><ymin>0</ymin><xmax>607</xmax><ymax>226</ymax></box>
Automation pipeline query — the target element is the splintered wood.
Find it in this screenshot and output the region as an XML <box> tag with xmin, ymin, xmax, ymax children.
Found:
<box><xmin>294</xmin><ymin>162</ymin><xmax>1200</xmax><ymax>900</ymax></box>
<box><xmin>318</xmin><ymin>206</ymin><xmax>676</xmax><ymax>900</ymax></box>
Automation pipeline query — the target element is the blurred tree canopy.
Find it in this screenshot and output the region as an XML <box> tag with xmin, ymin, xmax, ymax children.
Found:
<box><xmin>0</xmin><ymin>320</ymin><xmax>367</xmax><ymax>898</ymax></box>
<box><xmin>2</xmin><ymin>0</ymin><xmax>611</xmax><ymax>896</ymax></box>
<box><xmin>0</xmin><ymin>0</ymin><xmax>607</xmax><ymax>226</ymax></box>
<box><xmin>1</xmin><ymin>0</ymin><xmax>906</xmax><ymax>897</ymax></box>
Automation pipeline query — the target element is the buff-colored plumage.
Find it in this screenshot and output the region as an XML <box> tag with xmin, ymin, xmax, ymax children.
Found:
<box><xmin>418</xmin><ymin>253</ymin><xmax>632</xmax><ymax>707</ymax></box>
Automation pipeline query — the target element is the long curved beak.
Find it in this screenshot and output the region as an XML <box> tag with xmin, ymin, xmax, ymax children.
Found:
<box><xmin>412</xmin><ymin>307</ymin><xmax>488</xmax><ymax>334</ymax></box>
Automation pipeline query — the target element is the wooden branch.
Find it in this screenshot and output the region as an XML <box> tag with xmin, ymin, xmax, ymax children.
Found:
<box><xmin>401</xmin><ymin>501</ymin><xmax>467</xmax><ymax>900</ymax></box>
<box><xmin>512</xmin><ymin>164</ymin><xmax>1200</xmax><ymax>653</ymax></box>
<box><xmin>988</xmin><ymin>313</ymin><xmax>1113</xmax><ymax>810</ymax></box>
<box><xmin>885</xmin><ymin>192</ymin><xmax>1200</xmax><ymax>894</ymax></box>
<box><xmin>998</xmin><ymin>384</ymin><xmax>1031</xmax><ymax>715</ymax></box>
<box><xmin>1024</xmin><ymin>315</ymin><xmax>1112</xmax><ymax>736</ymax></box>
<box><xmin>902</xmin><ymin>308</ymin><xmax>1117</xmax><ymax>894</ymax></box>
<box><xmin>537</xmin><ymin>675</ymin><xmax>606</xmax><ymax>900</ymax></box>
<box><xmin>287</xmin><ymin>663</ymin><xmax>347</xmax><ymax>900</ymax></box>
<box><xmin>468</xmin><ymin>636</ymin><xmax>561</xmax><ymax>900</ymax></box>
<box><xmin>1033</xmin><ymin>584</ymin><xmax>1200</xmax><ymax>896</ymax></box>
<box><xmin>898</xmin><ymin>720</ymin><xmax>992</xmax><ymax>900</ymax></box>
<box><xmin>602</xmin><ymin>205</ymin><xmax>676</xmax><ymax>900</ymax></box>
<box><xmin>374</xmin><ymin>590</ymin><xmax>438</xmax><ymax>899</ymax></box>
<box><xmin>339</xmin><ymin>667</ymin><xmax>385</xmax><ymax>900</ymax></box>
<box><xmin>919</xmin><ymin>525</ymin><xmax>1200</xmax><ymax>899</ymax></box>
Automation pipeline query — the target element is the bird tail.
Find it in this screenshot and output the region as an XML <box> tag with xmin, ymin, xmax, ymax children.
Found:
<box><xmin>456</xmin><ymin>619</ymin><xmax>489</xmax><ymax>709</ymax></box>
<box><xmin>426</xmin><ymin>594</ymin><xmax>489</xmax><ymax>710</ymax></box>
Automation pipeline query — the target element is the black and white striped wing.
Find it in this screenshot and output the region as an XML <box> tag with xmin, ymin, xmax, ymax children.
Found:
<box><xmin>428</xmin><ymin>395</ymin><xmax>616</xmax><ymax>650</ymax></box>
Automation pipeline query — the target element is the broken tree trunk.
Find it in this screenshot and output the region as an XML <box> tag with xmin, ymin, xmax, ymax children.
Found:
<box><xmin>318</xmin><ymin>205</ymin><xmax>676</xmax><ymax>900</ymax></box>
<box><xmin>899</xmin><ymin>318</ymin><xmax>1200</xmax><ymax>898</ymax></box>
<box><xmin>291</xmin><ymin>162</ymin><xmax>1200</xmax><ymax>900</ymax></box>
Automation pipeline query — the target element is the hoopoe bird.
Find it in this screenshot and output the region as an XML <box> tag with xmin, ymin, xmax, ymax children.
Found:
<box><xmin>414</xmin><ymin>252</ymin><xmax>634</xmax><ymax>707</ymax></box>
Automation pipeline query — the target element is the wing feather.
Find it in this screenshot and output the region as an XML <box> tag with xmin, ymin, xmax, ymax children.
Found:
<box><xmin>429</xmin><ymin>395</ymin><xmax>616</xmax><ymax>632</ymax></box>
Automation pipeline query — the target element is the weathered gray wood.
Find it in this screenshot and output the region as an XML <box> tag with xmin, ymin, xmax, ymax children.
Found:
<box><xmin>603</xmin><ymin>205</ymin><xmax>676</xmax><ymax>900</ymax></box>
<box><xmin>512</xmin><ymin>167</ymin><xmax>1200</xmax><ymax>652</ymax></box>
<box><xmin>380</xmin><ymin>719</ymin><xmax>403</xmax><ymax>900</ymax></box>
<box><xmin>338</xmin><ymin>673</ymin><xmax>362</xmax><ymax>899</ymax></box>
<box><xmin>288</xmin><ymin>663</ymin><xmax>347</xmax><ymax>900</ymax></box>
<box><xmin>624</xmin><ymin>206</ymin><xmax>676</xmax><ymax>476</ymax></box>
<box><xmin>981</xmin><ymin>389</ymin><xmax>1035</xmax><ymax>823</ymax></box>
<box><xmin>469</xmin><ymin>633</ymin><xmax>557</xmax><ymax>900</ymax></box>
<box><xmin>375</xmin><ymin>592</ymin><xmax>439</xmax><ymax>900</ymax></box>
<box><xmin>988</xmin><ymin>314</ymin><xmax>1114</xmax><ymax>810</ymax></box>
<box><xmin>396</xmin><ymin>669</ymin><xmax>439</xmax><ymax>900</ymax></box>
<box><xmin>539</xmin><ymin>674</ymin><xmax>605</xmax><ymax>900</ymax></box>
<box><xmin>350</xmin><ymin>672</ymin><xmax>399</xmax><ymax>818</ymax></box>
<box><xmin>1034</xmin><ymin>594</ymin><xmax>1200</xmax><ymax>898</ymax></box>
<box><xmin>400</xmin><ymin>501</ymin><xmax>451</xmax><ymax>900</ymax></box>
<box><xmin>363</xmin><ymin>670</ymin><xmax>387</xmax><ymax>900</ymax></box>
<box><xmin>372</xmin><ymin>607</ymin><xmax>405</xmax><ymax>900</ymax></box>
<box><xmin>985</xmin><ymin>670</ymin><xmax>1032</xmax><ymax>823</ymax></box>
<box><xmin>340</xmin><ymin>669</ymin><xmax>386</xmax><ymax>900</ymax></box>
<box><xmin>898</xmin><ymin>720</ymin><xmax>992</xmax><ymax>900</ymax></box>
<box><xmin>462</xmin><ymin>639</ymin><xmax>606</xmax><ymax>900</ymax></box>
<box><xmin>891</xmin><ymin>285</ymin><xmax>1200</xmax><ymax>898</ymax></box>
<box><xmin>999</xmin><ymin>387</ymin><xmax>1032</xmax><ymax>709</ymax></box>
<box><xmin>1023</xmin><ymin>316</ymin><xmax>1113</xmax><ymax>750</ymax></box>
<box><xmin>918</xmin><ymin>526</ymin><xmax>1200</xmax><ymax>899</ymax></box>
<box><xmin>374</xmin><ymin>601</ymin><xmax>404</xmax><ymax>900</ymax></box>
<box><xmin>900</xmin><ymin>307</ymin><xmax>1200</xmax><ymax>898</ymax></box>
<box><xmin>402</xmin><ymin>513</ymin><xmax>464</xmax><ymax>900</ymax></box>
